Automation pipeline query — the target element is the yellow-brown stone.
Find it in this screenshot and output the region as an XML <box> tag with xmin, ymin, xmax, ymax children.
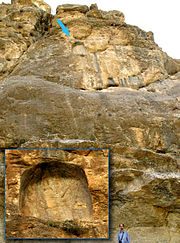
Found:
<box><xmin>0</xmin><ymin>2</ymin><xmax>180</xmax><ymax>242</ymax></box>
<box><xmin>5</xmin><ymin>149</ymin><xmax>109</xmax><ymax>238</ymax></box>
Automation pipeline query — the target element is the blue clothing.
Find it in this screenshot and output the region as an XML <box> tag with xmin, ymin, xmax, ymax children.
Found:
<box><xmin>118</xmin><ymin>230</ymin><xmax>130</xmax><ymax>243</ymax></box>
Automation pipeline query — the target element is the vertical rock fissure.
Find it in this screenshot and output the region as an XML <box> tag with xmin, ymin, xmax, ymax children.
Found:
<box><xmin>93</xmin><ymin>53</ymin><xmax>103</xmax><ymax>89</ymax></box>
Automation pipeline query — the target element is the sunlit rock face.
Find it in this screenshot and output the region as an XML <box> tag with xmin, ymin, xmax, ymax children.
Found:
<box><xmin>0</xmin><ymin>2</ymin><xmax>52</xmax><ymax>82</ymax></box>
<box><xmin>11</xmin><ymin>0</ymin><xmax>51</xmax><ymax>13</ymax></box>
<box><xmin>0</xmin><ymin>1</ymin><xmax>180</xmax><ymax>242</ymax></box>
<box><xmin>6</xmin><ymin>3</ymin><xmax>180</xmax><ymax>90</ymax></box>
<box><xmin>5</xmin><ymin>149</ymin><xmax>109</xmax><ymax>238</ymax></box>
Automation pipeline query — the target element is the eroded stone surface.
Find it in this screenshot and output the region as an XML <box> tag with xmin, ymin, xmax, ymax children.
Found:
<box><xmin>0</xmin><ymin>74</ymin><xmax>179</xmax><ymax>241</ymax></box>
<box><xmin>0</xmin><ymin>3</ymin><xmax>52</xmax><ymax>82</ymax></box>
<box><xmin>20</xmin><ymin>163</ymin><xmax>93</xmax><ymax>221</ymax></box>
<box><xmin>4</xmin><ymin>3</ymin><xmax>179</xmax><ymax>90</ymax></box>
<box><xmin>1</xmin><ymin>3</ymin><xmax>179</xmax><ymax>90</ymax></box>
<box><xmin>12</xmin><ymin>0</ymin><xmax>51</xmax><ymax>13</ymax></box>
<box><xmin>0</xmin><ymin>1</ymin><xmax>180</xmax><ymax>242</ymax></box>
<box><xmin>5</xmin><ymin>149</ymin><xmax>108</xmax><ymax>238</ymax></box>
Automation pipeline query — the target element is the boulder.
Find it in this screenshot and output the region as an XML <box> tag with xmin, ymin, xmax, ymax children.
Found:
<box><xmin>11</xmin><ymin>0</ymin><xmax>51</xmax><ymax>13</ymax></box>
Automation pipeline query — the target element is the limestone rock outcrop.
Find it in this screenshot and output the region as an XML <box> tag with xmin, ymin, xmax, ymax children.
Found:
<box><xmin>0</xmin><ymin>2</ymin><xmax>180</xmax><ymax>242</ymax></box>
<box><xmin>11</xmin><ymin>0</ymin><xmax>51</xmax><ymax>13</ymax></box>
<box><xmin>6</xmin><ymin>3</ymin><xmax>180</xmax><ymax>90</ymax></box>
<box><xmin>5</xmin><ymin>149</ymin><xmax>108</xmax><ymax>238</ymax></box>
<box><xmin>0</xmin><ymin>2</ymin><xmax>52</xmax><ymax>82</ymax></box>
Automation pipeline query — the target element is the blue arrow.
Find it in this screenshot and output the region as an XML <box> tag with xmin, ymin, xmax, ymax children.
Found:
<box><xmin>57</xmin><ymin>19</ymin><xmax>70</xmax><ymax>37</ymax></box>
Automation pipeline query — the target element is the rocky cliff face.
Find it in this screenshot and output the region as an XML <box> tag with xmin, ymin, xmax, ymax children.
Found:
<box><xmin>0</xmin><ymin>1</ymin><xmax>180</xmax><ymax>242</ymax></box>
<box><xmin>5</xmin><ymin>149</ymin><xmax>108</xmax><ymax>238</ymax></box>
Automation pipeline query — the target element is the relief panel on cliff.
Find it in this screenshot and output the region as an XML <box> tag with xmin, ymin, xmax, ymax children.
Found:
<box><xmin>20</xmin><ymin>162</ymin><xmax>93</xmax><ymax>221</ymax></box>
<box><xmin>5</xmin><ymin>149</ymin><xmax>109</xmax><ymax>239</ymax></box>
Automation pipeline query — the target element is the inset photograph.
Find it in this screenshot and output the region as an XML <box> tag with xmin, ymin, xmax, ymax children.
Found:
<box><xmin>5</xmin><ymin>149</ymin><xmax>109</xmax><ymax>239</ymax></box>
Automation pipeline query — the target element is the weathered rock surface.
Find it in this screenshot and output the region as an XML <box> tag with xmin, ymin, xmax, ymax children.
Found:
<box><xmin>0</xmin><ymin>2</ymin><xmax>52</xmax><ymax>82</ymax></box>
<box><xmin>11</xmin><ymin>0</ymin><xmax>51</xmax><ymax>13</ymax></box>
<box><xmin>0</xmin><ymin>2</ymin><xmax>180</xmax><ymax>242</ymax></box>
<box><xmin>6</xmin><ymin>3</ymin><xmax>180</xmax><ymax>90</ymax></box>
<box><xmin>5</xmin><ymin>149</ymin><xmax>108</xmax><ymax>238</ymax></box>
<box><xmin>1</xmin><ymin>75</ymin><xmax>180</xmax><ymax>242</ymax></box>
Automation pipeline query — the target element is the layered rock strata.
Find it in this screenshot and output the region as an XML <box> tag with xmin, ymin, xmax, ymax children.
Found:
<box><xmin>5</xmin><ymin>149</ymin><xmax>108</xmax><ymax>238</ymax></box>
<box><xmin>0</xmin><ymin>2</ymin><xmax>180</xmax><ymax>242</ymax></box>
<box><xmin>7</xmin><ymin>3</ymin><xmax>180</xmax><ymax>90</ymax></box>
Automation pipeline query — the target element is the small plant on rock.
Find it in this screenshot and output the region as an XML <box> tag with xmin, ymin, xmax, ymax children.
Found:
<box><xmin>48</xmin><ymin>221</ymin><xmax>57</xmax><ymax>227</ymax></box>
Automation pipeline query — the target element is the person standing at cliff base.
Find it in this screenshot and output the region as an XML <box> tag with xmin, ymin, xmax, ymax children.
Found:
<box><xmin>118</xmin><ymin>224</ymin><xmax>130</xmax><ymax>243</ymax></box>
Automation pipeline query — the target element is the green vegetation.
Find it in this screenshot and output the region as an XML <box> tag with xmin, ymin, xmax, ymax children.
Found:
<box><xmin>48</xmin><ymin>221</ymin><xmax>57</xmax><ymax>227</ymax></box>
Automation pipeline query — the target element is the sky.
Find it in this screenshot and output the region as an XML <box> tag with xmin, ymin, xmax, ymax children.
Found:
<box><xmin>1</xmin><ymin>0</ymin><xmax>180</xmax><ymax>59</ymax></box>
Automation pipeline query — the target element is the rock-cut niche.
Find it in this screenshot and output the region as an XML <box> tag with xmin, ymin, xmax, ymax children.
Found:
<box><xmin>19</xmin><ymin>162</ymin><xmax>93</xmax><ymax>221</ymax></box>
